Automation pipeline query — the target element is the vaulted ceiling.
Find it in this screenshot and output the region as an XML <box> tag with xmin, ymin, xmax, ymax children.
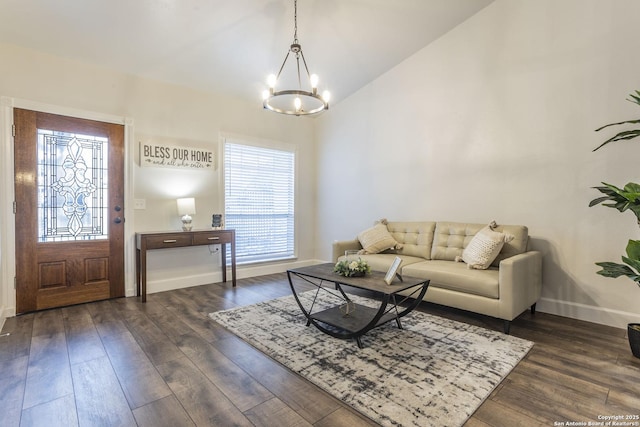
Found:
<box><xmin>0</xmin><ymin>0</ymin><xmax>494</xmax><ymax>106</ymax></box>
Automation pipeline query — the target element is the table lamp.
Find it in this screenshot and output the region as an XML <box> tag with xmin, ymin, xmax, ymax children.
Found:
<box><xmin>176</xmin><ymin>197</ymin><xmax>196</xmax><ymax>231</ymax></box>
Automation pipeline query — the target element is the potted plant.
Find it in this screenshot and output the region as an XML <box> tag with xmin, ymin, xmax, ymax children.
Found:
<box><xmin>334</xmin><ymin>258</ymin><xmax>371</xmax><ymax>277</ymax></box>
<box><xmin>589</xmin><ymin>90</ymin><xmax>640</xmax><ymax>358</ymax></box>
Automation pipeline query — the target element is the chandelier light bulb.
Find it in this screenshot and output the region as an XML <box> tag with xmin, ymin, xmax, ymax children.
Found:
<box><xmin>262</xmin><ymin>90</ymin><xmax>270</xmax><ymax>100</ymax></box>
<box><xmin>294</xmin><ymin>97</ymin><xmax>302</xmax><ymax>111</ymax></box>
<box><xmin>310</xmin><ymin>74</ymin><xmax>319</xmax><ymax>88</ymax></box>
<box><xmin>267</xmin><ymin>74</ymin><xmax>277</xmax><ymax>88</ymax></box>
<box><xmin>322</xmin><ymin>90</ymin><xmax>331</xmax><ymax>103</ymax></box>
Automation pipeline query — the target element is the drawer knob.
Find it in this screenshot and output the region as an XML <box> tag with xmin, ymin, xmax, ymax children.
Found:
<box><xmin>163</xmin><ymin>239</ymin><xmax>177</xmax><ymax>243</ymax></box>
<box><xmin>208</xmin><ymin>237</ymin><xmax>220</xmax><ymax>240</ymax></box>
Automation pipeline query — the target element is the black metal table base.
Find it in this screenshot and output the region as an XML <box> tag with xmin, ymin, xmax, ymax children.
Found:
<box><xmin>286</xmin><ymin>264</ymin><xmax>430</xmax><ymax>348</ymax></box>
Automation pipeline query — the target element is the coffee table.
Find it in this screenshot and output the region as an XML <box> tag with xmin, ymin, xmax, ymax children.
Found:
<box><xmin>286</xmin><ymin>263</ymin><xmax>430</xmax><ymax>348</ymax></box>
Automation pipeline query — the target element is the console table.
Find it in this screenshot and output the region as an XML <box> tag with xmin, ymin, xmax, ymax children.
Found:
<box><xmin>135</xmin><ymin>229</ymin><xmax>236</xmax><ymax>302</ymax></box>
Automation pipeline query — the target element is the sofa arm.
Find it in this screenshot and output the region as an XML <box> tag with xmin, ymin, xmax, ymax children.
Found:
<box><xmin>497</xmin><ymin>251</ymin><xmax>543</xmax><ymax>321</ymax></box>
<box><xmin>332</xmin><ymin>239</ymin><xmax>362</xmax><ymax>262</ymax></box>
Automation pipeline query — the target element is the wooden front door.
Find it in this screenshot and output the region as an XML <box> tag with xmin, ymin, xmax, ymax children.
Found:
<box><xmin>14</xmin><ymin>108</ymin><xmax>125</xmax><ymax>313</ymax></box>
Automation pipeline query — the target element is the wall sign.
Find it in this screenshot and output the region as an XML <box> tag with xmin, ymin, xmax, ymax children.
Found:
<box><xmin>140</xmin><ymin>141</ymin><xmax>215</xmax><ymax>170</ymax></box>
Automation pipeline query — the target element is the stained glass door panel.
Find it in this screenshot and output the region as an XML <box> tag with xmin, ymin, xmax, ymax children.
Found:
<box><xmin>37</xmin><ymin>129</ymin><xmax>109</xmax><ymax>242</ymax></box>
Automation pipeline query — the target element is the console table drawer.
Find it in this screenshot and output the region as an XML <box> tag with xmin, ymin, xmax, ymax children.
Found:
<box><xmin>143</xmin><ymin>234</ymin><xmax>193</xmax><ymax>249</ymax></box>
<box><xmin>193</xmin><ymin>231</ymin><xmax>232</xmax><ymax>245</ymax></box>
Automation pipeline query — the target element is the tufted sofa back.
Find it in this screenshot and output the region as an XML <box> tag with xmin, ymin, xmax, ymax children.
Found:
<box><xmin>366</xmin><ymin>220</ymin><xmax>529</xmax><ymax>266</ymax></box>
<box><xmin>431</xmin><ymin>222</ymin><xmax>529</xmax><ymax>266</ymax></box>
<box><xmin>386</xmin><ymin>222</ymin><xmax>436</xmax><ymax>259</ymax></box>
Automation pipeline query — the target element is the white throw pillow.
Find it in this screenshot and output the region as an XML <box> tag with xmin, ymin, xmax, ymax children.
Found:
<box><xmin>457</xmin><ymin>223</ymin><xmax>514</xmax><ymax>270</ymax></box>
<box><xmin>357</xmin><ymin>223</ymin><xmax>401</xmax><ymax>254</ymax></box>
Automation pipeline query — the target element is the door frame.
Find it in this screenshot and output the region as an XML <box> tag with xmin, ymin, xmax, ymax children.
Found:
<box><xmin>0</xmin><ymin>97</ymin><xmax>135</xmax><ymax>321</ymax></box>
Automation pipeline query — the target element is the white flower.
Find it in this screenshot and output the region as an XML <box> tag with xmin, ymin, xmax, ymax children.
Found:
<box><xmin>349</xmin><ymin>261</ymin><xmax>359</xmax><ymax>270</ymax></box>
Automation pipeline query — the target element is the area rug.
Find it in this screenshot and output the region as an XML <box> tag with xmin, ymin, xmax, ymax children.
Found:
<box><xmin>209</xmin><ymin>291</ymin><xmax>533</xmax><ymax>427</ymax></box>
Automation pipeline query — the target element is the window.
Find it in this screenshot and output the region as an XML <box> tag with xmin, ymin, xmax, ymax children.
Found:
<box><xmin>223</xmin><ymin>138</ymin><xmax>295</xmax><ymax>263</ymax></box>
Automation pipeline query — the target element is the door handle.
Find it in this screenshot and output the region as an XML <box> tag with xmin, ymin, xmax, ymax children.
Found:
<box><xmin>114</xmin><ymin>217</ymin><xmax>123</xmax><ymax>224</ymax></box>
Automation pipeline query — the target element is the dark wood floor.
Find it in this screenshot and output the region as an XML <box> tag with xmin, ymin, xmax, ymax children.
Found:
<box><xmin>1</xmin><ymin>273</ymin><xmax>639</xmax><ymax>427</ymax></box>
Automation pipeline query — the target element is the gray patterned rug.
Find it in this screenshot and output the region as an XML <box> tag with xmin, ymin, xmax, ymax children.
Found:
<box><xmin>209</xmin><ymin>291</ymin><xmax>533</xmax><ymax>427</ymax></box>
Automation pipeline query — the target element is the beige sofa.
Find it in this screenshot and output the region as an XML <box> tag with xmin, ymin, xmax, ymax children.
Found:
<box><xmin>332</xmin><ymin>221</ymin><xmax>542</xmax><ymax>334</ymax></box>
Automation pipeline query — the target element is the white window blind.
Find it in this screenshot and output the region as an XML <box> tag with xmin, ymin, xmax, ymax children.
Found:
<box><xmin>223</xmin><ymin>140</ymin><xmax>295</xmax><ymax>263</ymax></box>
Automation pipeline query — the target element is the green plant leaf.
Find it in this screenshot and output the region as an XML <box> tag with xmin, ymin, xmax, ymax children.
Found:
<box><xmin>630</xmin><ymin>205</ymin><xmax>640</xmax><ymax>219</ymax></box>
<box><xmin>623</xmin><ymin>182</ymin><xmax>640</xmax><ymax>195</ymax></box>
<box><xmin>623</xmin><ymin>182</ymin><xmax>640</xmax><ymax>190</ymax></box>
<box><xmin>625</xmin><ymin>239</ymin><xmax>640</xmax><ymax>259</ymax></box>
<box><xmin>593</xmin><ymin>129</ymin><xmax>640</xmax><ymax>151</ymax></box>
<box><xmin>589</xmin><ymin>183</ymin><xmax>640</xmax><ymax>222</ymax></box>
<box><xmin>595</xmin><ymin>261</ymin><xmax>638</xmax><ymax>279</ymax></box>
<box><xmin>589</xmin><ymin>196</ymin><xmax>611</xmax><ymax>207</ymax></box>
<box><xmin>628</xmin><ymin>90</ymin><xmax>640</xmax><ymax>106</ymax></box>
<box><xmin>622</xmin><ymin>256</ymin><xmax>640</xmax><ymax>276</ymax></box>
<box><xmin>595</xmin><ymin>119</ymin><xmax>640</xmax><ymax>132</ymax></box>
<box><xmin>593</xmin><ymin>91</ymin><xmax>640</xmax><ymax>151</ymax></box>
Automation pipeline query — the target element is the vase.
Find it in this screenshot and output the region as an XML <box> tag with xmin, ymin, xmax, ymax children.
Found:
<box><xmin>629</xmin><ymin>323</ymin><xmax>640</xmax><ymax>358</ymax></box>
<box><xmin>350</xmin><ymin>271</ymin><xmax>365</xmax><ymax>277</ymax></box>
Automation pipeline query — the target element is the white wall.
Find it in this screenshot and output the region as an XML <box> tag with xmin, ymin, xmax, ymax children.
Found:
<box><xmin>315</xmin><ymin>0</ymin><xmax>640</xmax><ymax>329</ymax></box>
<box><xmin>0</xmin><ymin>42</ymin><xmax>317</xmax><ymax>318</ymax></box>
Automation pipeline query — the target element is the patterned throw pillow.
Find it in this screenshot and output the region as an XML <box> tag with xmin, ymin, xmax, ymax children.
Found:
<box><xmin>357</xmin><ymin>223</ymin><xmax>401</xmax><ymax>254</ymax></box>
<box><xmin>457</xmin><ymin>222</ymin><xmax>514</xmax><ymax>270</ymax></box>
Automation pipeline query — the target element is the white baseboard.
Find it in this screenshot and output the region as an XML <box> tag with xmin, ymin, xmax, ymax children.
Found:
<box><xmin>0</xmin><ymin>305</ymin><xmax>12</xmax><ymax>333</ymax></box>
<box><xmin>537</xmin><ymin>297</ymin><xmax>640</xmax><ymax>330</ymax></box>
<box><xmin>145</xmin><ymin>258</ymin><xmax>323</xmax><ymax>296</ymax></box>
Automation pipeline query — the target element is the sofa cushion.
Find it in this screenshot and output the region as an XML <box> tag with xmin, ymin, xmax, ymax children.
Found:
<box><xmin>458</xmin><ymin>223</ymin><xmax>514</xmax><ymax>270</ymax></box>
<box><xmin>402</xmin><ymin>260</ymin><xmax>500</xmax><ymax>299</ymax></box>
<box><xmin>357</xmin><ymin>223</ymin><xmax>401</xmax><ymax>254</ymax></box>
<box><xmin>386</xmin><ymin>222</ymin><xmax>436</xmax><ymax>259</ymax></box>
<box><xmin>431</xmin><ymin>222</ymin><xmax>529</xmax><ymax>267</ymax></box>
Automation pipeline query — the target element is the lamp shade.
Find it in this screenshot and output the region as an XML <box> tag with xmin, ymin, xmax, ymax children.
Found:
<box><xmin>176</xmin><ymin>198</ymin><xmax>196</xmax><ymax>216</ymax></box>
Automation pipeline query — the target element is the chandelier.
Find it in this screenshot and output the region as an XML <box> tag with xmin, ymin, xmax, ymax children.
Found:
<box><xmin>262</xmin><ymin>0</ymin><xmax>330</xmax><ymax>116</ymax></box>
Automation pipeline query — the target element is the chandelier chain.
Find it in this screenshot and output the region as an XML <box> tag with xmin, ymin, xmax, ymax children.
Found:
<box><xmin>293</xmin><ymin>0</ymin><xmax>298</xmax><ymax>44</ymax></box>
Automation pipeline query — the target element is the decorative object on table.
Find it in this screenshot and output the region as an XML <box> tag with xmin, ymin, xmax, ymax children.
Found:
<box><xmin>343</xmin><ymin>249</ymin><xmax>359</xmax><ymax>260</ymax></box>
<box><xmin>334</xmin><ymin>258</ymin><xmax>371</xmax><ymax>277</ymax></box>
<box><xmin>176</xmin><ymin>197</ymin><xmax>196</xmax><ymax>231</ymax></box>
<box><xmin>210</xmin><ymin>291</ymin><xmax>533</xmax><ymax>427</ymax></box>
<box><xmin>384</xmin><ymin>256</ymin><xmax>403</xmax><ymax>285</ymax></box>
<box><xmin>261</xmin><ymin>0</ymin><xmax>330</xmax><ymax>116</ymax></box>
<box><xmin>211</xmin><ymin>213</ymin><xmax>223</xmax><ymax>229</ymax></box>
<box><xmin>589</xmin><ymin>90</ymin><xmax>640</xmax><ymax>358</ymax></box>
<box><xmin>339</xmin><ymin>301</ymin><xmax>355</xmax><ymax>317</ymax></box>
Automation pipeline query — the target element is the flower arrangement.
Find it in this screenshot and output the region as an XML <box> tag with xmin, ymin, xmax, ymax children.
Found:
<box><xmin>334</xmin><ymin>258</ymin><xmax>371</xmax><ymax>277</ymax></box>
